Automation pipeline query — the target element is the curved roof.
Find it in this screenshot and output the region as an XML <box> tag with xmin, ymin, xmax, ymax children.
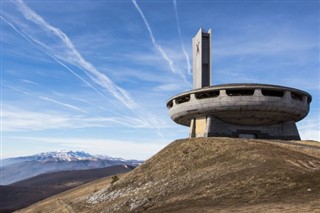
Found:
<box><xmin>167</xmin><ymin>83</ymin><xmax>312</xmax><ymax>103</ymax></box>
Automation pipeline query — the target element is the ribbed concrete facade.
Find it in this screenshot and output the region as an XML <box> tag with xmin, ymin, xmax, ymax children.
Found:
<box><xmin>192</xmin><ymin>28</ymin><xmax>211</xmax><ymax>89</ymax></box>
<box><xmin>167</xmin><ymin>83</ymin><xmax>311</xmax><ymax>140</ymax></box>
<box><xmin>205</xmin><ymin>118</ymin><xmax>300</xmax><ymax>140</ymax></box>
<box><xmin>166</xmin><ymin>28</ymin><xmax>312</xmax><ymax>140</ymax></box>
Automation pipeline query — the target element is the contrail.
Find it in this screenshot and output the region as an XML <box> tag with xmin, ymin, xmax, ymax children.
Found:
<box><xmin>132</xmin><ymin>0</ymin><xmax>177</xmax><ymax>74</ymax></box>
<box><xmin>39</xmin><ymin>96</ymin><xmax>86</xmax><ymax>113</ymax></box>
<box><xmin>2</xmin><ymin>1</ymin><xmax>165</xmax><ymax>136</ymax></box>
<box><xmin>72</xmin><ymin>97</ymin><xmax>120</xmax><ymax>115</ymax></box>
<box><xmin>173</xmin><ymin>0</ymin><xmax>191</xmax><ymax>75</ymax></box>
<box><xmin>4</xmin><ymin>85</ymin><xmax>161</xmax><ymax>130</ymax></box>
<box><xmin>4</xmin><ymin>84</ymin><xmax>85</xmax><ymax>113</ymax></box>
<box><xmin>1</xmin><ymin>15</ymin><xmax>124</xmax><ymax>114</ymax></box>
<box><xmin>11</xmin><ymin>0</ymin><xmax>137</xmax><ymax>111</ymax></box>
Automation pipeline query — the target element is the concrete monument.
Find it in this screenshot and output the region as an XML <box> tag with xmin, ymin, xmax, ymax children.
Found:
<box><xmin>167</xmin><ymin>28</ymin><xmax>311</xmax><ymax>140</ymax></box>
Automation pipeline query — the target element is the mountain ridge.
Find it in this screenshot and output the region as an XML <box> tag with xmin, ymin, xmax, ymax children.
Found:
<box><xmin>1</xmin><ymin>150</ymin><xmax>141</xmax><ymax>166</ymax></box>
<box><xmin>0</xmin><ymin>151</ymin><xmax>142</xmax><ymax>185</ymax></box>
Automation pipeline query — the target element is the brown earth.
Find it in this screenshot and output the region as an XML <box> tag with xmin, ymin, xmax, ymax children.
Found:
<box><xmin>15</xmin><ymin>173</ymin><xmax>129</xmax><ymax>213</ymax></box>
<box><xmin>17</xmin><ymin>138</ymin><xmax>320</xmax><ymax>213</ymax></box>
<box><xmin>2</xmin><ymin>165</ymin><xmax>133</xmax><ymax>213</ymax></box>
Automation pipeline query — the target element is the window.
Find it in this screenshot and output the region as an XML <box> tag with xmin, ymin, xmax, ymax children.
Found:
<box><xmin>261</xmin><ymin>89</ymin><xmax>284</xmax><ymax>97</ymax></box>
<box><xmin>307</xmin><ymin>96</ymin><xmax>312</xmax><ymax>103</ymax></box>
<box><xmin>195</xmin><ymin>90</ymin><xmax>219</xmax><ymax>99</ymax></box>
<box><xmin>167</xmin><ymin>100</ymin><xmax>173</xmax><ymax>109</ymax></box>
<box><xmin>226</xmin><ymin>89</ymin><xmax>254</xmax><ymax>96</ymax></box>
<box><xmin>175</xmin><ymin>95</ymin><xmax>190</xmax><ymax>104</ymax></box>
<box><xmin>291</xmin><ymin>92</ymin><xmax>303</xmax><ymax>101</ymax></box>
<box><xmin>239</xmin><ymin>133</ymin><xmax>257</xmax><ymax>139</ymax></box>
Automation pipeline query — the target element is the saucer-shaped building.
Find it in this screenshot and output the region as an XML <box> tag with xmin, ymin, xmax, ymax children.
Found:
<box><xmin>167</xmin><ymin>29</ymin><xmax>311</xmax><ymax>140</ymax></box>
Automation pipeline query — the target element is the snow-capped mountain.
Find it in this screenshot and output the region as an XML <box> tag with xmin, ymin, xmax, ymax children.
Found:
<box><xmin>30</xmin><ymin>151</ymin><xmax>96</xmax><ymax>162</ymax></box>
<box><xmin>0</xmin><ymin>151</ymin><xmax>143</xmax><ymax>185</ymax></box>
<box><xmin>1</xmin><ymin>151</ymin><xmax>141</xmax><ymax>166</ymax></box>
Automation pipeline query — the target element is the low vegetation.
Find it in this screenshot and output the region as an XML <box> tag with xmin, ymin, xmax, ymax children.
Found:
<box><xmin>17</xmin><ymin>138</ymin><xmax>320</xmax><ymax>213</ymax></box>
<box><xmin>111</xmin><ymin>175</ymin><xmax>120</xmax><ymax>185</ymax></box>
<box><xmin>2</xmin><ymin>165</ymin><xmax>133</xmax><ymax>213</ymax></box>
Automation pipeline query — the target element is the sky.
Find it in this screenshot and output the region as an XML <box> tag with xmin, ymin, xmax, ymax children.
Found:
<box><xmin>1</xmin><ymin>0</ymin><xmax>319</xmax><ymax>160</ymax></box>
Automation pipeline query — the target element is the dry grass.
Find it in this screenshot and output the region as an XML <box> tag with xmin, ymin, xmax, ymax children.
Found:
<box><xmin>17</xmin><ymin>138</ymin><xmax>320</xmax><ymax>213</ymax></box>
<box><xmin>16</xmin><ymin>173</ymin><xmax>128</xmax><ymax>213</ymax></box>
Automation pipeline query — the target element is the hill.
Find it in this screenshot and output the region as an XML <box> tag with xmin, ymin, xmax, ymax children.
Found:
<box><xmin>17</xmin><ymin>138</ymin><xmax>320</xmax><ymax>212</ymax></box>
<box><xmin>0</xmin><ymin>165</ymin><xmax>134</xmax><ymax>213</ymax></box>
<box><xmin>1</xmin><ymin>151</ymin><xmax>142</xmax><ymax>185</ymax></box>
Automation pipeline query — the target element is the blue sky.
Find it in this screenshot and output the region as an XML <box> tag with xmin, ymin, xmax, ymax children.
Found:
<box><xmin>1</xmin><ymin>0</ymin><xmax>319</xmax><ymax>160</ymax></box>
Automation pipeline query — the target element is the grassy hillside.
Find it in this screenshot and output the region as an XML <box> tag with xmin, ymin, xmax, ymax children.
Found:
<box><xmin>17</xmin><ymin>138</ymin><xmax>320</xmax><ymax>213</ymax></box>
<box><xmin>15</xmin><ymin>173</ymin><xmax>129</xmax><ymax>213</ymax></box>
<box><xmin>2</xmin><ymin>165</ymin><xmax>133</xmax><ymax>213</ymax></box>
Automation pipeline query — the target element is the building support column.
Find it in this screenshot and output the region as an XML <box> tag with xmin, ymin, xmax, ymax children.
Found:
<box><xmin>189</xmin><ymin>118</ymin><xmax>196</xmax><ymax>138</ymax></box>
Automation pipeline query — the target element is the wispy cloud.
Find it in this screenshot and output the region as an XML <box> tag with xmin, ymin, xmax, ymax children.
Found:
<box><xmin>7</xmin><ymin>0</ymin><xmax>137</xmax><ymax>111</ymax></box>
<box><xmin>2</xmin><ymin>0</ymin><xmax>166</xmax><ymax>136</ymax></box>
<box><xmin>19</xmin><ymin>79</ymin><xmax>38</xmax><ymax>85</ymax></box>
<box><xmin>153</xmin><ymin>83</ymin><xmax>185</xmax><ymax>92</ymax></box>
<box><xmin>5</xmin><ymin>84</ymin><xmax>30</xmax><ymax>96</ymax></box>
<box><xmin>4</xmin><ymin>83</ymin><xmax>170</xmax><ymax>131</ymax></box>
<box><xmin>132</xmin><ymin>0</ymin><xmax>187</xmax><ymax>81</ymax></box>
<box><xmin>70</xmin><ymin>97</ymin><xmax>120</xmax><ymax>115</ymax></box>
<box><xmin>1</xmin><ymin>16</ymin><xmax>116</xmax><ymax>109</ymax></box>
<box><xmin>173</xmin><ymin>0</ymin><xmax>191</xmax><ymax>75</ymax></box>
<box><xmin>5</xmin><ymin>84</ymin><xmax>86</xmax><ymax>113</ymax></box>
<box><xmin>2</xmin><ymin>106</ymin><xmax>71</xmax><ymax>131</ymax></box>
<box><xmin>39</xmin><ymin>96</ymin><xmax>86</xmax><ymax>113</ymax></box>
<box><xmin>42</xmin><ymin>53</ymin><xmax>123</xmax><ymax>111</ymax></box>
<box><xmin>299</xmin><ymin>128</ymin><xmax>320</xmax><ymax>141</ymax></box>
<box><xmin>297</xmin><ymin>116</ymin><xmax>320</xmax><ymax>141</ymax></box>
<box><xmin>3</xmin><ymin>136</ymin><xmax>167</xmax><ymax>160</ymax></box>
<box><xmin>1</xmin><ymin>105</ymin><xmax>168</xmax><ymax>132</ymax></box>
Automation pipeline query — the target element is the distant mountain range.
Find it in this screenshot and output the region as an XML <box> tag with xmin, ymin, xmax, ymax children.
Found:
<box><xmin>0</xmin><ymin>151</ymin><xmax>143</xmax><ymax>185</ymax></box>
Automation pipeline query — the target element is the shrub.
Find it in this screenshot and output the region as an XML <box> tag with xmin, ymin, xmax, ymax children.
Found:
<box><xmin>111</xmin><ymin>175</ymin><xmax>119</xmax><ymax>185</ymax></box>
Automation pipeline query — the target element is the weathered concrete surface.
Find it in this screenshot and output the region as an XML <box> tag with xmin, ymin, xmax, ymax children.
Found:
<box><xmin>167</xmin><ymin>28</ymin><xmax>312</xmax><ymax>140</ymax></box>
<box><xmin>192</xmin><ymin>28</ymin><xmax>211</xmax><ymax>89</ymax></box>
<box><xmin>167</xmin><ymin>83</ymin><xmax>311</xmax><ymax>140</ymax></box>
<box><xmin>168</xmin><ymin>84</ymin><xmax>311</xmax><ymax>126</ymax></box>
<box><xmin>208</xmin><ymin>117</ymin><xmax>301</xmax><ymax>140</ymax></box>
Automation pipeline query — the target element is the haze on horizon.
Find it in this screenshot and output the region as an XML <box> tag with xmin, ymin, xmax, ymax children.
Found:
<box><xmin>1</xmin><ymin>0</ymin><xmax>319</xmax><ymax>160</ymax></box>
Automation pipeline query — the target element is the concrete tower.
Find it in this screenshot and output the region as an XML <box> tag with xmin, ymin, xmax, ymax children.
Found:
<box><xmin>189</xmin><ymin>28</ymin><xmax>212</xmax><ymax>138</ymax></box>
<box><xmin>192</xmin><ymin>28</ymin><xmax>212</xmax><ymax>89</ymax></box>
<box><xmin>167</xmin><ymin>28</ymin><xmax>311</xmax><ymax>140</ymax></box>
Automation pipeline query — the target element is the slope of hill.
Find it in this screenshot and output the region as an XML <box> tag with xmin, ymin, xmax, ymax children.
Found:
<box><xmin>0</xmin><ymin>165</ymin><xmax>134</xmax><ymax>213</ymax></box>
<box><xmin>0</xmin><ymin>151</ymin><xmax>142</xmax><ymax>185</ymax></box>
<box><xmin>17</xmin><ymin>138</ymin><xmax>320</xmax><ymax>213</ymax></box>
